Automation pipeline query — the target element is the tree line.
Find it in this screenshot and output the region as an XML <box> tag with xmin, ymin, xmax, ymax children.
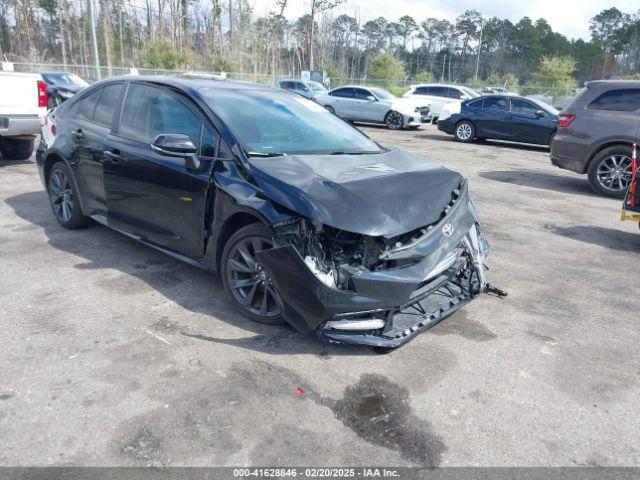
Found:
<box><xmin>0</xmin><ymin>0</ymin><xmax>638</xmax><ymax>89</ymax></box>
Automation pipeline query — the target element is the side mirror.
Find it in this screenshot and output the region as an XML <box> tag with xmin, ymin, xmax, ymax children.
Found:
<box><xmin>366</xmin><ymin>95</ymin><xmax>376</xmax><ymax>102</ymax></box>
<box><xmin>151</xmin><ymin>134</ymin><xmax>200</xmax><ymax>169</ymax></box>
<box><xmin>535</xmin><ymin>110</ymin><xmax>545</xmax><ymax>117</ymax></box>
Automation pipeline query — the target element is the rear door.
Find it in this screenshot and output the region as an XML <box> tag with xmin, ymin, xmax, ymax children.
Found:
<box><xmin>475</xmin><ymin>97</ymin><xmax>510</xmax><ymax>139</ymax></box>
<box><xmin>508</xmin><ymin>98</ymin><xmax>554</xmax><ymax>144</ymax></box>
<box><xmin>67</xmin><ymin>83</ymin><xmax>123</xmax><ymax>217</ymax></box>
<box><xmin>103</xmin><ymin>82</ymin><xmax>218</xmax><ymax>259</ymax></box>
<box><xmin>328</xmin><ymin>88</ymin><xmax>355</xmax><ymax>118</ymax></box>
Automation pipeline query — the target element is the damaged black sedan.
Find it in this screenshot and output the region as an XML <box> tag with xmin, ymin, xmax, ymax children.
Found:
<box><xmin>37</xmin><ymin>76</ymin><xmax>493</xmax><ymax>348</ymax></box>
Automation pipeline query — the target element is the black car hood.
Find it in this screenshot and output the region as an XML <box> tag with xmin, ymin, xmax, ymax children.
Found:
<box><xmin>247</xmin><ymin>149</ymin><xmax>463</xmax><ymax>237</ymax></box>
<box><xmin>51</xmin><ymin>85</ymin><xmax>84</xmax><ymax>94</ymax></box>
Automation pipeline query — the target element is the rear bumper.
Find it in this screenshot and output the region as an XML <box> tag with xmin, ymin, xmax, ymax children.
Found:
<box><xmin>437</xmin><ymin>119</ymin><xmax>455</xmax><ymax>135</ymax></box>
<box><xmin>550</xmin><ymin>153</ymin><xmax>585</xmax><ymax>174</ymax></box>
<box><xmin>0</xmin><ymin>114</ymin><xmax>41</xmax><ymax>137</ymax></box>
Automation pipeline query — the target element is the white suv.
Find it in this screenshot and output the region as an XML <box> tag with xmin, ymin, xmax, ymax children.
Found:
<box><xmin>403</xmin><ymin>84</ymin><xmax>480</xmax><ymax>120</ymax></box>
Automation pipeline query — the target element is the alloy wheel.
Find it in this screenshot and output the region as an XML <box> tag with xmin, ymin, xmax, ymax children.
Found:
<box><xmin>49</xmin><ymin>168</ymin><xmax>74</xmax><ymax>223</ymax></box>
<box><xmin>386</xmin><ymin>111</ymin><xmax>403</xmax><ymax>129</ymax></box>
<box><xmin>225</xmin><ymin>236</ymin><xmax>282</xmax><ymax>318</ymax></box>
<box><xmin>456</xmin><ymin>123</ymin><xmax>473</xmax><ymax>141</ymax></box>
<box><xmin>596</xmin><ymin>154</ymin><xmax>632</xmax><ymax>192</ymax></box>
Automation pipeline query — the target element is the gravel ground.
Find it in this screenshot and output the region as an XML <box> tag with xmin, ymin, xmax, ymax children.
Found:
<box><xmin>1</xmin><ymin>125</ymin><xmax>639</xmax><ymax>467</ymax></box>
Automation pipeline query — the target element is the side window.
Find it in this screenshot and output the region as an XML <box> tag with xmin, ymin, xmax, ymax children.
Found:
<box><xmin>293</xmin><ymin>82</ymin><xmax>306</xmax><ymax>92</ymax></box>
<box><xmin>415</xmin><ymin>86</ymin><xmax>430</xmax><ymax>95</ymax></box>
<box><xmin>93</xmin><ymin>84</ymin><xmax>123</xmax><ymax>126</ymax></box>
<box><xmin>280</xmin><ymin>81</ymin><xmax>293</xmax><ymax>89</ymax></box>
<box><xmin>430</xmin><ymin>86</ymin><xmax>448</xmax><ymax>98</ymax></box>
<box><xmin>330</xmin><ymin>88</ymin><xmax>353</xmax><ymax>98</ymax></box>
<box><xmin>467</xmin><ymin>99</ymin><xmax>483</xmax><ymax>108</ymax></box>
<box><xmin>119</xmin><ymin>84</ymin><xmax>201</xmax><ymax>146</ymax></box>
<box><xmin>447</xmin><ymin>88</ymin><xmax>464</xmax><ymax>99</ymax></box>
<box><xmin>353</xmin><ymin>88</ymin><xmax>371</xmax><ymax>100</ymax></box>
<box><xmin>588</xmin><ymin>89</ymin><xmax>640</xmax><ymax>111</ymax></box>
<box><xmin>510</xmin><ymin>99</ymin><xmax>538</xmax><ymax>114</ymax></box>
<box><xmin>482</xmin><ymin>98</ymin><xmax>507</xmax><ymax>110</ymax></box>
<box><xmin>200</xmin><ymin>126</ymin><xmax>218</xmax><ymax>158</ymax></box>
<box><xmin>77</xmin><ymin>89</ymin><xmax>101</xmax><ymax>121</ymax></box>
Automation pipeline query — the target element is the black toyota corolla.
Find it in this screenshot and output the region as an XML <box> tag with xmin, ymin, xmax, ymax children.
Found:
<box><xmin>36</xmin><ymin>76</ymin><xmax>493</xmax><ymax>349</ymax></box>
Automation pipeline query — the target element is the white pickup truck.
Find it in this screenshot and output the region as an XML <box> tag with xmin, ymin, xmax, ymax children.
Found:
<box><xmin>0</xmin><ymin>71</ymin><xmax>47</xmax><ymax>160</ymax></box>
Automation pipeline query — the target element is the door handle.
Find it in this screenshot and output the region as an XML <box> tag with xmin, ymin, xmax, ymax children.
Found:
<box><xmin>104</xmin><ymin>150</ymin><xmax>125</xmax><ymax>164</ymax></box>
<box><xmin>72</xmin><ymin>129</ymin><xmax>85</xmax><ymax>141</ymax></box>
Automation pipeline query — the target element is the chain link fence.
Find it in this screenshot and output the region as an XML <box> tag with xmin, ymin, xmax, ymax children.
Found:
<box><xmin>6</xmin><ymin>62</ymin><xmax>579</xmax><ymax>108</ymax></box>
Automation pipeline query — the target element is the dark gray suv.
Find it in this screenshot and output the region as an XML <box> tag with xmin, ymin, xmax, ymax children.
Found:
<box><xmin>550</xmin><ymin>80</ymin><xmax>640</xmax><ymax>197</ymax></box>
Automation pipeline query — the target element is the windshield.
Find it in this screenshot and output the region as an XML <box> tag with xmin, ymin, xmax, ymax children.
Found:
<box><xmin>462</xmin><ymin>87</ymin><xmax>481</xmax><ymax>99</ymax></box>
<box><xmin>368</xmin><ymin>87</ymin><xmax>394</xmax><ymax>100</ymax></box>
<box><xmin>305</xmin><ymin>81</ymin><xmax>326</xmax><ymax>92</ymax></box>
<box><xmin>43</xmin><ymin>73</ymin><xmax>88</xmax><ymax>87</ymax></box>
<box><xmin>201</xmin><ymin>88</ymin><xmax>383</xmax><ymax>155</ymax></box>
<box><xmin>529</xmin><ymin>97</ymin><xmax>559</xmax><ymax>115</ymax></box>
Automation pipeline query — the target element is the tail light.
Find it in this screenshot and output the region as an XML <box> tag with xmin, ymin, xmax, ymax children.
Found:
<box><xmin>37</xmin><ymin>80</ymin><xmax>47</xmax><ymax>107</ymax></box>
<box><xmin>311</xmin><ymin>96</ymin><xmax>317</xmax><ymax>103</ymax></box>
<box><xmin>558</xmin><ymin>113</ymin><xmax>575</xmax><ymax>128</ymax></box>
<box><xmin>51</xmin><ymin>124</ymin><xmax>57</xmax><ymax>136</ymax></box>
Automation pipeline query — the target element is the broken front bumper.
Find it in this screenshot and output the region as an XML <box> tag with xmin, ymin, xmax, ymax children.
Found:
<box><xmin>256</xmin><ymin>183</ymin><xmax>489</xmax><ymax>348</ymax></box>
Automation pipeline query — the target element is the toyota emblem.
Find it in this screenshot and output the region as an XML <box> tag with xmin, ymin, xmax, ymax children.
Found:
<box><xmin>442</xmin><ymin>224</ymin><xmax>454</xmax><ymax>237</ymax></box>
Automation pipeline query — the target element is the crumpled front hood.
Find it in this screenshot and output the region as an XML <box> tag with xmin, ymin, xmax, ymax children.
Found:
<box><xmin>247</xmin><ymin>149</ymin><xmax>463</xmax><ymax>237</ymax></box>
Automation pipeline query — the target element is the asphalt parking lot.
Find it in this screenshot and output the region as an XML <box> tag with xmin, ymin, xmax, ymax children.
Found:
<box><xmin>1</xmin><ymin>124</ymin><xmax>640</xmax><ymax>467</ymax></box>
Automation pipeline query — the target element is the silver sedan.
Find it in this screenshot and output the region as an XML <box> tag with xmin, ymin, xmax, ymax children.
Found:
<box><xmin>313</xmin><ymin>86</ymin><xmax>430</xmax><ymax>130</ymax></box>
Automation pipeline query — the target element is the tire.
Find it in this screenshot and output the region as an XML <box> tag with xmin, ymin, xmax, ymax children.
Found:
<box><xmin>454</xmin><ymin>121</ymin><xmax>475</xmax><ymax>142</ymax></box>
<box><xmin>221</xmin><ymin>223</ymin><xmax>285</xmax><ymax>325</ymax></box>
<box><xmin>325</xmin><ymin>105</ymin><xmax>335</xmax><ymax>114</ymax></box>
<box><xmin>547</xmin><ymin>131</ymin><xmax>556</xmax><ymax>147</ymax></box>
<box><xmin>0</xmin><ymin>137</ymin><xmax>34</xmax><ymax>160</ymax></box>
<box><xmin>587</xmin><ymin>145</ymin><xmax>633</xmax><ymax>198</ymax></box>
<box><xmin>385</xmin><ymin>110</ymin><xmax>404</xmax><ymax>130</ymax></box>
<box><xmin>47</xmin><ymin>161</ymin><xmax>91</xmax><ymax>229</ymax></box>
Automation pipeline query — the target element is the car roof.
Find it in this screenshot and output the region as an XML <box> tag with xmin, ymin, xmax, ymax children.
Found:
<box><xmin>585</xmin><ymin>79</ymin><xmax>640</xmax><ymax>89</ymax></box>
<box><xmin>410</xmin><ymin>83</ymin><xmax>462</xmax><ymax>88</ymax></box>
<box><xmin>97</xmin><ymin>75</ymin><xmax>276</xmax><ymax>92</ymax></box>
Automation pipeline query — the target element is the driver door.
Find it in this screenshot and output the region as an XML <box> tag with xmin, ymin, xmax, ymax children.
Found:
<box><xmin>102</xmin><ymin>82</ymin><xmax>217</xmax><ymax>259</ymax></box>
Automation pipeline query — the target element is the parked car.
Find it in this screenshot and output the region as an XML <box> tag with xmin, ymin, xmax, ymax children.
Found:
<box><xmin>276</xmin><ymin>78</ymin><xmax>327</xmax><ymax>99</ymax></box>
<box><xmin>550</xmin><ymin>80</ymin><xmax>640</xmax><ymax>198</ymax></box>
<box><xmin>36</xmin><ymin>76</ymin><xmax>491</xmax><ymax>349</ymax></box>
<box><xmin>402</xmin><ymin>84</ymin><xmax>480</xmax><ymax>120</ymax></box>
<box><xmin>438</xmin><ymin>95</ymin><xmax>558</xmax><ymax>146</ymax></box>
<box><xmin>314</xmin><ymin>85</ymin><xmax>430</xmax><ymax>129</ymax></box>
<box><xmin>0</xmin><ymin>71</ymin><xmax>47</xmax><ymax>160</ymax></box>
<box><xmin>40</xmin><ymin>71</ymin><xmax>88</xmax><ymax>109</ymax></box>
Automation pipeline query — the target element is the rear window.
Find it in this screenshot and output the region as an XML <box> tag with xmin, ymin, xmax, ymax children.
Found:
<box><xmin>588</xmin><ymin>89</ymin><xmax>640</xmax><ymax>111</ymax></box>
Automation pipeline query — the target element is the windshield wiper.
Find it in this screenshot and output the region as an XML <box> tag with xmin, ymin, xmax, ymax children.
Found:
<box><xmin>327</xmin><ymin>150</ymin><xmax>382</xmax><ymax>155</ymax></box>
<box><xmin>247</xmin><ymin>151</ymin><xmax>287</xmax><ymax>158</ymax></box>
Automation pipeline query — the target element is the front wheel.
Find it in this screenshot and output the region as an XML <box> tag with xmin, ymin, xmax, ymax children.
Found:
<box><xmin>454</xmin><ymin>121</ymin><xmax>475</xmax><ymax>142</ymax></box>
<box><xmin>385</xmin><ymin>111</ymin><xmax>404</xmax><ymax>130</ymax></box>
<box><xmin>587</xmin><ymin>146</ymin><xmax>633</xmax><ymax>198</ymax></box>
<box><xmin>221</xmin><ymin>224</ymin><xmax>285</xmax><ymax>325</ymax></box>
<box><xmin>47</xmin><ymin>162</ymin><xmax>90</xmax><ymax>229</ymax></box>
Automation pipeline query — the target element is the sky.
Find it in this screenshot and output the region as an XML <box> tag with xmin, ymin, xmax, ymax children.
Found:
<box><xmin>249</xmin><ymin>0</ymin><xmax>639</xmax><ymax>41</ymax></box>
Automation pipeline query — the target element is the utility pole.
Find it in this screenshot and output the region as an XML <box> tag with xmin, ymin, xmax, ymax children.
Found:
<box><xmin>88</xmin><ymin>0</ymin><xmax>101</xmax><ymax>79</ymax></box>
<box><xmin>474</xmin><ymin>19</ymin><xmax>484</xmax><ymax>83</ymax></box>
<box><xmin>118</xmin><ymin>1</ymin><xmax>124</xmax><ymax>67</ymax></box>
<box><xmin>57</xmin><ymin>0</ymin><xmax>67</xmax><ymax>70</ymax></box>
